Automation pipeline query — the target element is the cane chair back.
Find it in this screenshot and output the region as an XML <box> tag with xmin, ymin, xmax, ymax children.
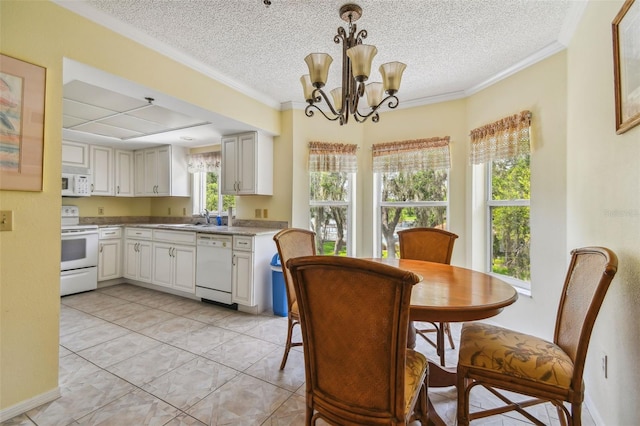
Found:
<box><xmin>273</xmin><ymin>228</ymin><xmax>316</xmax><ymax>369</ymax></box>
<box><xmin>397</xmin><ymin>227</ymin><xmax>459</xmax><ymax>365</ymax></box>
<box><xmin>456</xmin><ymin>247</ymin><xmax>618</xmax><ymax>425</ymax></box>
<box><xmin>287</xmin><ymin>256</ymin><xmax>428</xmax><ymax>425</ymax></box>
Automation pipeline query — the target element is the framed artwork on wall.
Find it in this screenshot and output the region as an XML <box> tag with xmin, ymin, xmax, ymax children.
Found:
<box><xmin>612</xmin><ymin>0</ymin><xmax>640</xmax><ymax>134</ymax></box>
<box><xmin>0</xmin><ymin>54</ymin><xmax>46</xmax><ymax>191</ymax></box>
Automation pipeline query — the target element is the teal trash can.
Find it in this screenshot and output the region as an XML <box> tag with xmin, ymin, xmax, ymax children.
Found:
<box><xmin>271</xmin><ymin>254</ymin><xmax>287</xmax><ymax>317</ymax></box>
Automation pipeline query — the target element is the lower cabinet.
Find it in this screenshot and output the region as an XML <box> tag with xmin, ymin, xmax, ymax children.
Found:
<box><xmin>123</xmin><ymin>228</ymin><xmax>153</xmax><ymax>283</ymax></box>
<box><xmin>232</xmin><ymin>248</ymin><xmax>253</xmax><ymax>306</ymax></box>
<box><xmin>231</xmin><ymin>234</ymin><xmax>273</xmax><ymax>314</ymax></box>
<box><xmin>98</xmin><ymin>227</ymin><xmax>122</xmax><ymax>281</ymax></box>
<box><xmin>152</xmin><ymin>242</ymin><xmax>196</xmax><ymax>293</ymax></box>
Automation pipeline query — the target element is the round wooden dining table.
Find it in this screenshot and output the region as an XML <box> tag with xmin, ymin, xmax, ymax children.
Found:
<box><xmin>368</xmin><ymin>258</ymin><xmax>519</xmax><ymax>425</ymax></box>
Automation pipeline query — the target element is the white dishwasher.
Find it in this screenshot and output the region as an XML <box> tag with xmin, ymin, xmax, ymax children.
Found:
<box><xmin>196</xmin><ymin>234</ymin><xmax>234</xmax><ymax>306</ymax></box>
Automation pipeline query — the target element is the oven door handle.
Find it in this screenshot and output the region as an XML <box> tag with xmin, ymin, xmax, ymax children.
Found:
<box><xmin>61</xmin><ymin>230</ymin><xmax>99</xmax><ymax>237</ymax></box>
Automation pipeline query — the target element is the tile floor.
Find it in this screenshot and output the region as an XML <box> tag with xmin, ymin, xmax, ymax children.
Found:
<box><xmin>3</xmin><ymin>284</ymin><xmax>595</xmax><ymax>425</ymax></box>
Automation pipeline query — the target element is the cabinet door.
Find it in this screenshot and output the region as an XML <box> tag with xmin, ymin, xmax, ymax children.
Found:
<box><xmin>144</xmin><ymin>149</ymin><xmax>158</xmax><ymax>195</ymax></box>
<box><xmin>98</xmin><ymin>239</ymin><xmax>121</xmax><ymax>281</ymax></box>
<box><xmin>137</xmin><ymin>241</ymin><xmax>153</xmax><ymax>283</ymax></box>
<box><xmin>115</xmin><ymin>150</ymin><xmax>134</xmax><ymax>197</ymax></box>
<box><xmin>90</xmin><ymin>145</ymin><xmax>114</xmax><ymax>195</ymax></box>
<box><xmin>232</xmin><ymin>251</ymin><xmax>253</xmax><ymax>305</ymax></box>
<box><xmin>173</xmin><ymin>245</ymin><xmax>196</xmax><ymax>293</ymax></box>
<box><xmin>237</xmin><ymin>133</ymin><xmax>257</xmax><ymax>194</ymax></box>
<box><xmin>134</xmin><ymin>151</ymin><xmax>146</xmax><ymax>196</ymax></box>
<box><xmin>155</xmin><ymin>146</ymin><xmax>171</xmax><ymax>196</ymax></box>
<box><xmin>62</xmin><ymin>141</ymin><xmax>90</xmax><ymax>168</ymax></box>
<box><xmin>123</xmin><ymin>240</ymin><xmax>139</xmax><ymax>280</ymax></box>
<box><xmin>152</xmin><ymin>242</ymin><xmax>173</xmax><ymax>288</ymax></box>
<box><xmin>221</xmin><ymin>136</ymin><xmax>238</xmax><ymax>194</ymax></box>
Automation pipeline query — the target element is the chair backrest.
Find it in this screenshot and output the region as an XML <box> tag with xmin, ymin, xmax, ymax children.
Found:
<box><xmin>398</xmin><ymin>227</ymin><xmax>459</xmax><ymax>264</ymax></box>
<box><xmin>273</xmin><ymin>228</ymin><xmax>316</xmax><ymax>312</ymax></box>
<box><xmin>554</xmin><ymin>246</ymin><xmax>618</xmax><ymax>385</ymax></box>
<box><xmin>287</xmin><ymin>255</ymin><xmax>420</xmax><ymax>424</ymax></box>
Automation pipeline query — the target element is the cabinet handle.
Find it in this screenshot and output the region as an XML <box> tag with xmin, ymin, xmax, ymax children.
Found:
<box><xmin>99</xmin><ymin>243</ymin><xmax>103</xmax><ymax>253</ymax></box>
<box><xmin>90</xmin><ymin>184</ymin><xmax>94</xmax><ymax>192</ymax></box>
<box><xmin>135</xmin><ymin>242</ymin><xmax>139</xmax><ymax>252</ymax></box>
<box><xmin>117</xmin><ymin>185</ymin><xmax>120</xmax><ymax>194</ymax></box>
<box><xmin>105</xmin><ymin>231</ymin><xmax>116</xmax><ymax>235</ymax></box>
<box><xmin>232</xmin><ymin>254</ymin><xmax>236</xmax><ymax>265</ymax></box>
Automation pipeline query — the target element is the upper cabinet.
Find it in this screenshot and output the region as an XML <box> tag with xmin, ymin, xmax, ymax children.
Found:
<box><xmin>115</xmin><ymin>150</ymin><xmax>134</xmax><ymax>197</ymax></box>
<box><xmin>90</xmin><ymin>145</ymin><xmax>114</xmax><ymax>196</ymax></box>
<box><xmin>134</xmin><ymin>145</ymin><xmax>191</xmax><ymax>197</ymax></box>
<box><xmin>62</xmin><ymin>141</ymin><xmax>90</xmax><ymax>169</ymax></box>
<box><xmin>221</xmin><ymin>132</ymin><xmax>273</xmax><ymax>196</ymax></box>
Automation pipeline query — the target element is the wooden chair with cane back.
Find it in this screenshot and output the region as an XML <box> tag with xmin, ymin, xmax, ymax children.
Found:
<box><xmin>287</xmin><ymin>255</ymin><xmax>428</xmax><ymax>425</ymax></box>
<box><xmin>456</xmin><ymin>246</ymin><xmax>618</xmax><ymax>425</ymax></box>
<box><xmin>273</xmin><ymin>228</ymin><xmax>316</xmax><ymax>370</ymax></box>
<box><xmin>397</xmin><ymin>227</ymin><xmax>459</xmax><ymax>366</ymax></box>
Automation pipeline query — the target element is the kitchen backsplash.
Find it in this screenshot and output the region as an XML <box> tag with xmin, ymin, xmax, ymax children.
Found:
<box><xmin>80</xmin><ymin>216</ymin><xmax>288</xmax><ymax>229</ymax></box>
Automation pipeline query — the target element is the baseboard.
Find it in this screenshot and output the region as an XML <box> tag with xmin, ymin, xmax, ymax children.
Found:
<box><xmin>0</xmin><ymin>387</ymin><xmax>60</xmax><ymax>422</ymax></box>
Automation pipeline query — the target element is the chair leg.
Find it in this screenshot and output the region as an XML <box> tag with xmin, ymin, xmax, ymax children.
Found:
<box><xmin>279</xmin><ymin>316</ymin><xmax>296</xmax><ymax>370</ymax></box>
<box><xmin>443</xmin><ymin>322</ymin><xmax>455</xmax><ymax>349</ymax></box>
<box><xmin>456</xmin><ymin>370</ymin><xmax>471</xmax><ymax>426</ymax></box>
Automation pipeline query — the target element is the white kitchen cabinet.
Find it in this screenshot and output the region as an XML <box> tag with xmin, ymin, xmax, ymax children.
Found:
<box><xmin>115</xmin><ymin>150</ymin><xmax>134</xmax><ymax>197</ymax></box>
<box><xmin>221</xmin><ymin>132</ymin><xmax>273</xmax><ymax>195</ymax></box>
<box><xmin>62</xmin><ymin>141</ymin><xmax>90</xmax><ymax>169</ymax></box>
<box><xmin>98</xmin><ymin>227</ymin><xmax>122</xmax><ymax>281</ymax></box>
<box><xmin>231</xmin><ymin>234</ymin><xmax>273</xmax><ymax>313</ymax></box>
<box><xmin>123</xmin><ymin>228</ymin><xmax>152</xmax><ymax>283</ymax></box>
<box><xmin>90</xmin><ymin>145</ymin><xmax>114</xmax><ymax>196</ymax></box>
<box><xmin>152</xmin><ymin>230</ymin><xmax>196</xmax><ymax>293</ymax></box>
<box><xmin>134</xmin><ymin>145</ymin><xmax>190</xmax><ymax>196</ymax></box>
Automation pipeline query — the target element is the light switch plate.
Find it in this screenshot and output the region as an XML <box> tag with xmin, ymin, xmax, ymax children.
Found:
<box><xmin>0</xmin><ymin>210</ymin><xmax>14</xmax><ymax>231</ymax></box>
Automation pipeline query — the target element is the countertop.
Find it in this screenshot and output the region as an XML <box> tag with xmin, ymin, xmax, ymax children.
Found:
<box><xmin>100</xmin><ymin>223</ymin><xmax>281</xmax><ymax>236</ymax></box>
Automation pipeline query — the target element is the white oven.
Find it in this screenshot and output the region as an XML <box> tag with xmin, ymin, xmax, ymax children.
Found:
<box><xmin>61</xmin><ymin>206</ymin><xmax>98</xmax><ymax>296</ymax></box>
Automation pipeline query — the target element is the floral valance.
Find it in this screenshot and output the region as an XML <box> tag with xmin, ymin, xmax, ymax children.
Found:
<box><xmin>469</xmin><ymin>110</ymin><xmax>531</xmax><ymax>165</ymax></box>
<box><xmin>308</xmin><ymin>141</ymin><xmax>358</xmax><ymax>173</ymax></box>
<box><xmin>372</xmin><ymin>137</ymin><xmax>451</xmax><ymax>173</ymax></box>
<box><xmin>187</xmin><ymin>151</ymin><xmax>221</xmax><ymax>173</ymax></box>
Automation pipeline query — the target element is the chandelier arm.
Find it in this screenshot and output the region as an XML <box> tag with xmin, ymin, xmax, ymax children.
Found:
<box><xmin>312</xmin><ymin>87</ymin><xmax>342</xmax><ymax>117</ymax></box>
<box><xmin>355</xmin><ymin>29</ymin><xmax>368</xmax><ymax>44</ymax></box>
<box><xmin>305</xmin><ymin>103</ymin><xmax>341</xmax><ymax>121</ymax></box>
<box><xmin>353</xmin><ymin>94</ymin><xmax>399</xmax><ymax>123</ymax></box>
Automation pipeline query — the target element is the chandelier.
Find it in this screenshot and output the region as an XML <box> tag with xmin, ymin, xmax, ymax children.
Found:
<box><xmin>300</xmin><ymin>3</ymin><xmax>406</xmax><ymax>125</ymax></box>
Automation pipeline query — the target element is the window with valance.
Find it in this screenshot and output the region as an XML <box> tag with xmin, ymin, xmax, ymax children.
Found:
<box><xmin>371</xmin><ymin>137</ymin><xmax>451</xmax><ymax>258</ymax></box>
<box><xmin>308</xmin><ymin>142</ymin><xmax>358</xmax><ymax>257</ymax></box>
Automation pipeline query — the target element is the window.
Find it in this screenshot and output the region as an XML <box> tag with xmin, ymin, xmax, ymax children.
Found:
<box><xmin>192</xmin><ymin>171</ymin><xmax>235</xmax><ymax>216</ymax></box>
<box><xmin>189</xmin><ymin>152</ymin><xmax>235</xmax><ymax>217</ymax></box>
<box><xmin>488</xmin><ymin>155</ymin><xmax>530</xmax><ymax>283</ymax></box>
<box><xmin>372</xmin><ymin>137</ymin><xmax>451</xmax><ymax>258</ymax></box>
<box><xmin>470</xmin><ymin>111</ymin><xmax>532</xmax><ymax>286</ymax></box>
<box><xmin>309</xmin><ymin>172</ymin><xmax>354</xmax><ymax>256</ymax></box>
<box><xmin>308</xmin><ymin>142</ymin><xmax>358</xmax><ymax>256</ymax></box>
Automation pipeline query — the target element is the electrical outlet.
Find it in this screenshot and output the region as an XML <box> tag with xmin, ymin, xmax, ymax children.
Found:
<box><xmin>183</xmin><ymin>207</ymin><xmax>186</xmax><ymax>216</ymax></box>
<box><xmin>98</xmin><ymin>207</ymin><xmax>104</xmax><ymax>215</ymax></box>
<box><xmin>255</xmin><ymin>208</ymin><xmax>262</xmax><ymax>218</ymax></box>
<box><xmin>168</xmin><ymin>207</ymin><xmax>172</xmax><ymax>215</ymax></box>
<box><xmin>0</xmin><ymin>210</ymin><xmax>14</xmax><ymax>231</ymax></box>
<box><xmin>263</xmin><ymin>208</ymin><xmax>268</xmax><ymax>218</ymax></box>
<box><xmin>602</xmin><ymin>352</ymin><xmax>608</xmax><ymax>379</ymax></box>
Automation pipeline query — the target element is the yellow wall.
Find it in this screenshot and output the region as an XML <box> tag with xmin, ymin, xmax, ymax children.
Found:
<box><xmin>0</xmin><ymin>0</ymin><xmax>278</xmax><ymax>411</ymax></box>
<box><xmin>566</xmin><ymin>1</ymin><xmax>640</xmax><ymax>423</ymax></box>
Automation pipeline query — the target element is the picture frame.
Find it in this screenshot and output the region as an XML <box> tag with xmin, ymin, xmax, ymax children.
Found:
<box><xmin>0</xmin><ymin>54</ymin><xmax>46</xmax><ymax>191</ymax></box>
<box><xmin>612</xmin><ymin>0</ymin><xmax>640</xmax><ymax>134</ymax></box>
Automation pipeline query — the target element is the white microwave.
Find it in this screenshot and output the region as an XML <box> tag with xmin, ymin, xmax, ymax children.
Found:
<box><xmin>62</xmin><ymin>170</ymin><xmax>91</xmax><ymax>197</ymax></box>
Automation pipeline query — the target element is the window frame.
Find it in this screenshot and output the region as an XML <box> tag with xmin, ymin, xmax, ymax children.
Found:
<box><xmin>486</xmin><ymin>157</ymin><xmax>531</xmax><ymax>292</ymax></box>
<box><xmin>192</xmin><ymin>171</ymin><xmax>223</xmax><ymax>216</ymax></box>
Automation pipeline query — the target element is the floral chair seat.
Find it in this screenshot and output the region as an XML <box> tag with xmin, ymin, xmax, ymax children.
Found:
<box><xmin>458</xmin><ymin>322</ymin><xmax>574</xmax><ymax>389</ymax></box>
<box><xmin>405</xmin><ymin>349</ymin><xmax>428</xmax><ymax>413</ymax></box>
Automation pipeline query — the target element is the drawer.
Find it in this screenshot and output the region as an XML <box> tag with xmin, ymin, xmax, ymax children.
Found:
<box><xmin>99</xmin><ymin>227</ymin><xmax>122</xmax><ymax>239</ymax></box>
<box><xmin>153</xmin><ymin>229</ymin><xmax>196</xmax><ymax>245</ymax></box>
<box><xmin>125</xmin><ymin>227</ymin><xmax>153</xmax><ymax>240</ymax></box>
<box><xmin>233</xmin><ymin>236</ymin><xmax>253</xmax><ymax>251</ymax></box>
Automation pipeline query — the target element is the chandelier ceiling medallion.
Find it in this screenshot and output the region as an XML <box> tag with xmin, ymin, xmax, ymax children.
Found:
<box><xmin>300</xmin><ymin>3</ymin><xmax>407</xmax><ymax>125</ymax></box>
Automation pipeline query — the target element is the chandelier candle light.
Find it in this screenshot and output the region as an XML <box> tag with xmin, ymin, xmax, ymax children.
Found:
<box><xmin>301</xmin><ymin>3</ymin><xmax>406</xmax><ymax>125</ymax></box>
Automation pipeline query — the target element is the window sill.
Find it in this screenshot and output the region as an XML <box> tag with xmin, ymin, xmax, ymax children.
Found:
<box><xmin>488</xmin><ymin>272</ymin><xmax>531</xmax><ymax>298</ymax></box>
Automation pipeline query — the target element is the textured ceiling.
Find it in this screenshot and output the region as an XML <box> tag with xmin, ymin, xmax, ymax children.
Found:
<box><xmin>57</xmin><ymin>0</ymin><xmax>586</xmax><ymax>111</ymax></box>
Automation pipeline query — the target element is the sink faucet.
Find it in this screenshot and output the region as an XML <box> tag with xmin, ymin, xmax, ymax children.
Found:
<box><xmin>202</xmin><ymin>209</ymin><xmax>211</xmax><ymax>224</ymax></box>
